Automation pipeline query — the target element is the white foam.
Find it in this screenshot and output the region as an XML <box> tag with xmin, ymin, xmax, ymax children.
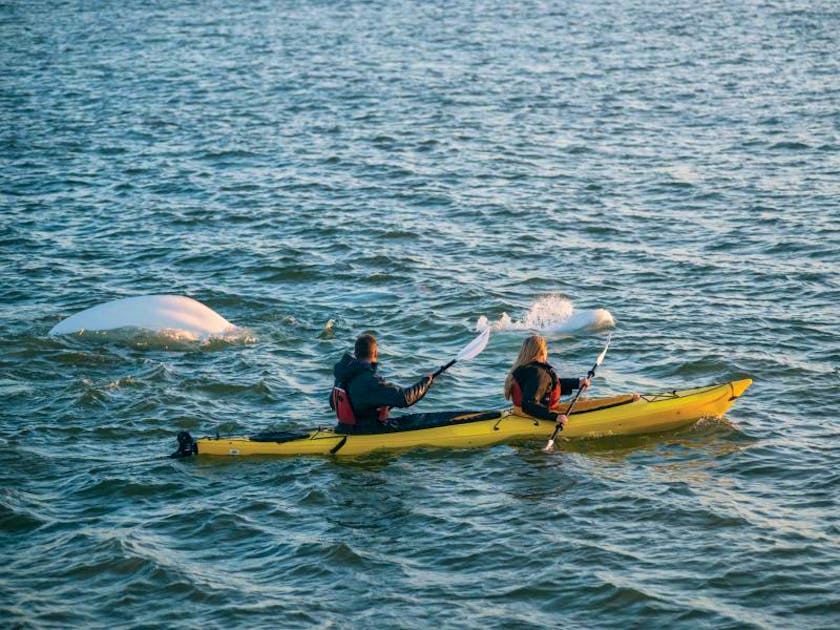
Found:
<box><xmin>49</xmin><ymin>295</ymin><xmax>240</xmax><ymax>341</ymax></box>
<box><xmin>476</xmin><ymin>296</ymin><xmax>615</xmax><ymax>334</ymax></box>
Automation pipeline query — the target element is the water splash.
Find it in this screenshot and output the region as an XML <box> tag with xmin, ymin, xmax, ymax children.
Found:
<box><xmin>476</xmin><ymin>296</ymin><xmax>615</xmax><ymax>334</ymax></box>
<box><xmin>49</xmin><ymin>295</ymin><xmax>248</xmax><ymax>342</ymax></box>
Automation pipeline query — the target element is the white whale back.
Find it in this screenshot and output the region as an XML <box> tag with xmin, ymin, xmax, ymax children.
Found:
<box><xmin>49</xmin><ymin>295</ymin><xmax>236</xmax><ymax>339</ymax></box>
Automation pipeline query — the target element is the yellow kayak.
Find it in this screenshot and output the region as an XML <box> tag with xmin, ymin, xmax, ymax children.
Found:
<box><xmin>172</xmin><ymin>379</ymin><xmax>752</xmax><ymax>458</ymax></box>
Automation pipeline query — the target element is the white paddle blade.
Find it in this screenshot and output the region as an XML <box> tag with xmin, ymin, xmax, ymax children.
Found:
<box><xmin>595</xmin><ymin>334</ymin><xmax>612</xmax><ymax>367</ymax></box>
<box><xmin>456</xmin><ymin>327</ymin><xmax>491</xmax><ymax>361</ymax></box>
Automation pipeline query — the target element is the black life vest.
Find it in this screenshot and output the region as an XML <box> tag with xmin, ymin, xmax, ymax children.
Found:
<box><xmin>511</xmin><ymin>364</ymin><xmax>561</xmax><ymax>409</ymax></box>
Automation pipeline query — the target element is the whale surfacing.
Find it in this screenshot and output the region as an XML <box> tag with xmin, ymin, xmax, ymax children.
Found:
<box><xmin>49</xmin><ymin>295</ymin><xmax>237</xmax><ymax>339</ymax></box>
<box><xmin>476</xmin><ymin>296</ymin><xmax>615</xmax><ymax>334</ymax></box>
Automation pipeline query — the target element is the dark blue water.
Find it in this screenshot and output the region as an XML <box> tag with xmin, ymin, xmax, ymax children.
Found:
<box><xmin>2</xmin><ymin>1</ymin><xmax>838</xmax><ymax>627</ymax></box>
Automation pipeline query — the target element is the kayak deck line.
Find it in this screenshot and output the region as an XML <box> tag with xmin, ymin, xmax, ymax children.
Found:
<box><xmin>172</xmin><ymin>378</ymin><xmax>753</xmax><ymax>458</ymax></box>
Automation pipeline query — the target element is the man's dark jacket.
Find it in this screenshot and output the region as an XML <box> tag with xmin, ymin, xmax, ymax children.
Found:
<box><xmin>330</xmin><ymin>354</ymin><xmax>432</xmax><ymax>424</ymax></box>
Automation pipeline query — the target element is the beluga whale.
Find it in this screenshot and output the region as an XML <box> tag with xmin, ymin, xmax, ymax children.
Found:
<box><xmin>49</xmin><ymin>295</ymin><xmax>239</xmax><ymax>340</ymax></box>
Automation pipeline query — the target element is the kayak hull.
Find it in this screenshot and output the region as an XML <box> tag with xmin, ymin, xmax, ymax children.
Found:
<box><xmin>188</xmin><ymin>379</ymin><xmax>752</xmax><ymax>457</ymax></box>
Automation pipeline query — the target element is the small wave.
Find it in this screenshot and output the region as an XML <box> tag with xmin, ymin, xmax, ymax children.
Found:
<box><xmin>476</xmin><ymin>296</ymin><xmax>615</xmax><ymax>334</ymax></box>
<box><xmin>769</xmin><ymin>141</ymin><xmax>811</xmax><ymax>151</ymax></box>
<box><xmin>663</xmin><ymin>164</ymin><xmax>702</xmax><ymax>183</ymax></box>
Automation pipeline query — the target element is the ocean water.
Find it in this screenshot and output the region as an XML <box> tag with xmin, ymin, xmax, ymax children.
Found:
<box><xmin>1</xmin><ymin>0</ymin><xmax>838</xmax><ymax>627</ymax></box>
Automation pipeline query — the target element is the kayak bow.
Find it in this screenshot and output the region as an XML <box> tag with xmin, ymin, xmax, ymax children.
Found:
<box><xmin>172</xmin><ymin>379</ymin><xmax>752</xmax><ymax>458</ymax></box>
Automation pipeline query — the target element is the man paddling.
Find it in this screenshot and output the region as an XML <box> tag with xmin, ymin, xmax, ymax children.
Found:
<box><xmin>330</xmin><ymin>333</ymin><xmax>434</xmax><ymax>433</ymax></box>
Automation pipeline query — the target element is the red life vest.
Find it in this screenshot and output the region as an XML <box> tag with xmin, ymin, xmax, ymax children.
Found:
<box><xmin>331</xmin><ymin>385</ymin><xmax>390</xmax><ymax>426</ymax></box>
<box><xmin>331</xmin><ymin>386</ymin><xmax>356</xmax><ymax>425</ymax></box>
<box><xmin>510</xmin><ymin>366</ymin><xmax>561</xmax><ymax>409</ymax></box>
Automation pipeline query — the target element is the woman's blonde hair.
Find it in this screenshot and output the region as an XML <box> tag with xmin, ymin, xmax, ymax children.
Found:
<box><xmin>504</xmin><ymin>335</ymin><xmax>548</xmax><ymax>400</ymax></box>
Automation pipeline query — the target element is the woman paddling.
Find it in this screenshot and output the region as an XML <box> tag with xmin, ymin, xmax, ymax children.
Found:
<box><xmin>504</xmin><ymin>334</ymin><xmax>590</xmax><ymax>428</ymax></box>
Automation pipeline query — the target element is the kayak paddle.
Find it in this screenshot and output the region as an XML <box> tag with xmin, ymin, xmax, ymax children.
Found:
<box><xmin>432</xmin><ymin>327</ymin><xmax>491</xmax><ymax>379</ymax></box>
<box><xmin>544</xmin><ymin>334</ymin><xmax>611</xmax><ymax>452</ymax></box>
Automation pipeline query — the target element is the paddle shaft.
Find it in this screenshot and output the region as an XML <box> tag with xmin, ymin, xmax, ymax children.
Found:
<box><xmin>546</xmin><ymin>364</ymin><xmax>597</xmax><ymax>444</ymax></box>
<box><xmin>544</xmin><ymin>335</ymin><xmax>611</xmax><ymax>450</ymax></box>
<box><xmin>433</xmin><ymin>359</ymin><xmax>456</xmax><ymax>379</ymax></box>
<box><xmin>545</xmin><ymin>335</ymin><xmax>611</xmax><ymax>449</ymax></box>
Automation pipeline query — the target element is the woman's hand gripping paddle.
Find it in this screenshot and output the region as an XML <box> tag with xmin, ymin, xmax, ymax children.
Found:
<box><xmin>544</xmin><ymin>334</ymin><xmax>611</xmax><ymax>452</ymax></box>
<box><xmin>432</xmin><ymin>327</ymin><xmax>491</xmax><ymax>379</ymax></box>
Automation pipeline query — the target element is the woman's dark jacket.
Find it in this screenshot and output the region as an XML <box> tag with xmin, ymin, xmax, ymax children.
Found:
<box><xmin>512</xmin><ymin>361</ymin><xmax>581</xmax><ymax>422</ymax></box>
<box><xmin>330</xmin><ymin>354</ymin><xmax>431</xmax><ymax>424</ymax></box>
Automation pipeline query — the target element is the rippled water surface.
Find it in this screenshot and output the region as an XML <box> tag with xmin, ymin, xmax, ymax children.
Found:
<box><xmin>2</xmin><ymin>1</ymin><xmax>838</xmax><ymax>627</ymax></box>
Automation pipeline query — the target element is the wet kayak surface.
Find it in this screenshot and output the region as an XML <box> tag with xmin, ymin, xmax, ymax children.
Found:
<box><xmin>1</xmin><ymin>0</ymin><xmax>837</xmax><ymax>627</ymax></box>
